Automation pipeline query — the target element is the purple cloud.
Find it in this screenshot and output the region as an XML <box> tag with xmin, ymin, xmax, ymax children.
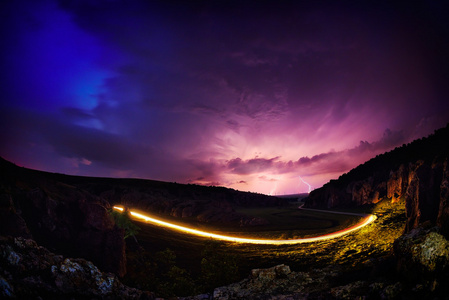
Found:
<box><xmin>1</xmin><ymin>0</ymin><xmax>448</xmax><ymax>194</ymax></box>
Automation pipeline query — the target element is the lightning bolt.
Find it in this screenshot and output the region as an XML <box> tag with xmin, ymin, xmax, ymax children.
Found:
<box><xmin>269</xmin><ymin>182</ymin><xmax>278</xmax><ymax>196</ymax></box>
<box><xmin>299</xmin><ymin>176</ymin><xmax>312</xmax><ymax>193</ymax></box>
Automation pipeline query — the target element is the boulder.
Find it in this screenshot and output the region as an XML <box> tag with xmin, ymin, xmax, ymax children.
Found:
<box><xmin>394</xmin><ymin>227</ymin><xmax>449</xmax><ymax>281</ymax></box>
<box><xmin>0</xmin><ymin>236</ymin><xmax>153</xmax><ymax>299</ymax></box>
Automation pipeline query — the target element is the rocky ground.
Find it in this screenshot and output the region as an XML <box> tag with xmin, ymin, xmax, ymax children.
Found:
<box><xmin>0</xmin><ymin>236</ymin><xmax>152</xmax><ymax>299</ymax></box>
<box><xmin>2</xmin><ymin>224</ymin><xmax>449</xmax><ymax>299</ymax></box>
<box><xmin>184</xmin><ymin>226</ymin><xmax>449</xmax><ymax>300</ymax></box>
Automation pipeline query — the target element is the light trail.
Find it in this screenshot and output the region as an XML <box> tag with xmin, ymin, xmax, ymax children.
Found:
<box><xmin>112</xmin><ymin>205</ymin><xmax>376</xmax><ymax>245</ymax></box>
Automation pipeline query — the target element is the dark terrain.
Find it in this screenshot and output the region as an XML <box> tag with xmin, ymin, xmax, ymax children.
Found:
<box><xmin>1</xmin><ymin>124</ymin><xmax>449</xmax><ymax>299</ymax></box>
<box><xmin>305</xmin><ymin>124</ymin><xmax>449</xmax><ymax>236</ymax></box>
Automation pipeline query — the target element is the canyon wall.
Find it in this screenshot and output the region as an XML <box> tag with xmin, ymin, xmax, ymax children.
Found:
<box><xmin>305</xmin><ymin>125</ymin><xmax>449</xmax><ymax>236</ymax></box>
<box><xmin>305</xmin><ymin>160</ymin><xmax>449</xmax><ymax>235</ymax></box>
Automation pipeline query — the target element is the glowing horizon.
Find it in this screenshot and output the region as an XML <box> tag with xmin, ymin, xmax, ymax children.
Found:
<box><xmin>112</xmin><ymin>205</ymin><xmax>376</xmax><ymax>245</ymax></box>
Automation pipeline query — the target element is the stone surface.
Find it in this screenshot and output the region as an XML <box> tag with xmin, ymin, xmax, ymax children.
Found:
<box><xmin>437</xmin><ymin>159</ymin><xmax>449</xmax><ymax>236</ymax></box>
<box><xmin>304</xmin><ymin>125</ymin><xmax>449</xmax><ymax>238</ymax></box>
<box><xmin>16</xmin><ymin>186</ymin><xmax>127</xmax><ymax>277</ymax></box>
<box><xmin>0</xmin><ymin>236</ymin><xmax>153</xmax><ymax>299</ymax></box>
<box><xmin>350</xmin><ymin>177</ymin><xmax>374</xmax><ymax>205</ymax></box>
<box><xmin>394</xmin><ymin>227</ymin><xmax>449</xmax><ymax>276</ymax></box>
<box><xmin>306</xmin><ymin>159</ymin><xmax>449</xmax><ymax>238</ymax></box>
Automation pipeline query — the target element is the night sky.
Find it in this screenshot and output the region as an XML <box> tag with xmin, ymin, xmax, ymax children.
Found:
<box><xmin>1</xmin><ymin>0</ymin><xmax>449</xmax><ymax>195</ymax></box>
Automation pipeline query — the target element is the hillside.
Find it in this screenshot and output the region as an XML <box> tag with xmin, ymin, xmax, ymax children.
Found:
<box><xmin>0</xmin><ymin>157</ymin><xmax>285</xmax><ymax>277</ymax></box>
<box><xmin>305</xmin><ymin>123</ymin><xmax>449</xmax><ymax>236</ymax></box>
<box><xmin>0</xmin><ymin>157</ymin><xmax>285</xmax><ymax>222</ymax></box>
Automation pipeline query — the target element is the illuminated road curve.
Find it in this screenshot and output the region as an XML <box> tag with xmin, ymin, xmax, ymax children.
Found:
<box><xmin>113</xmin><ymin>206</ymin><xmax>376</xmax><ymax>245</ymax></box>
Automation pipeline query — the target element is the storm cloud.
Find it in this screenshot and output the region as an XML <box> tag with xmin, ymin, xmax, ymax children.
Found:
<box><xmin>1</xmin><ymin>0</ymin><xmax>448</xmax><ymax>194</ymax></box>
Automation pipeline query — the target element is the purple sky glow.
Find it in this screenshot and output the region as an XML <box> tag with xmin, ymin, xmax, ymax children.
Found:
<box><xmin>1</xmin><ymin>0</ymin><xmax>449</xmax><ymax>194</ymax></box>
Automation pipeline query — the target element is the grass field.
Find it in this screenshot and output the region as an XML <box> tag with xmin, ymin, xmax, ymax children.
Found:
<box><xmin>234</xmin><ymin>204</ymin><xmax>363</xmax><ymax>237</ymax></box>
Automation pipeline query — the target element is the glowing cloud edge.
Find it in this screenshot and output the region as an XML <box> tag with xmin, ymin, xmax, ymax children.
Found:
<box><xmin>113</xmin><ymin>205</ymin><xmax>376</xmax><ymax>245</ymax></box>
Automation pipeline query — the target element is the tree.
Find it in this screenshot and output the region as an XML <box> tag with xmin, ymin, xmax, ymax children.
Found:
<box><xmin>109</xmin><ymin>208</ymin><xmax>140</xmax><ymax>243</ymax></box>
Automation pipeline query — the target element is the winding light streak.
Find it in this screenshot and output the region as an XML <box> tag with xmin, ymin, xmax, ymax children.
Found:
<box><xmin>112</xmin><ymin>206</ymin><xmax>376</xmax><ymax>245</ymax></box>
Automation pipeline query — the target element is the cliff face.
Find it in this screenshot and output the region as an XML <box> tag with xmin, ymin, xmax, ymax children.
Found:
<box><xmin>404</xmin><ymin>161</ymin><xmax>443</xmax><ymax>233</ymax></box>
<box><xmin>305</xmin><ymin>125</ymin><xmax>449</xmax><ymax>236</ymax></box>
<box><xmin>438</xmin><ymin>160</ymin><xmax>449</xmax><ymax>237</ymax></box>
<box><xmin>0</xmin><ymin>184</ymin><xmax>127</xmax><ymax>277</ymax></box>
<box><xmin>0</xmin><ymin>157</ymin><xmax>127</xmax><ymax>277</ymax></box>
<box><xmin>306</xmin><ymin>160</ymin><xmax>449</xmax><ymax>236</ymax></box>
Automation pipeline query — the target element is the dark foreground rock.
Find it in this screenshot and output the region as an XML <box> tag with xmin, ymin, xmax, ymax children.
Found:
<box><xmin>394</xmin><ymin>226</ymin><xmax>449</xmax><ymax>287</ymax></box>
<box><xmin>182</xmin><ymin>263</ymin><xmax>398</xmax><ymax>300</ymax></box>
<box><xmin>0</xmin><ymin>186</ymin><xmax>127</xmax><ymax>277</ymax></box>
<box><xmin>2</xmin><ymin>228</ymin><xmax>449</xmax><ymax>299</ymax></box>
<box><xmin>0</xmin><ymin>236</ymin><xmax>153</xmax><ymax>299</ymax></box>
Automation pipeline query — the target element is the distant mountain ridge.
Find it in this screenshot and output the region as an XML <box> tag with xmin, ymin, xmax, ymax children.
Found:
<box><xmin>305</xmin><ymin>123</ymin><xmax>449</xmax><ymax>236</ymax></box>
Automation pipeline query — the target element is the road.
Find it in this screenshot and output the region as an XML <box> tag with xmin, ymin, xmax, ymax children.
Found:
<box><xmin>299</xmin><ymin>206</ymin><xmax>371</xmax><ymax>217</ymax></box>
<box><xmin>113</xmin><ymin>205</ymin><xmax>376</xmax><ymax>245</ymax></box>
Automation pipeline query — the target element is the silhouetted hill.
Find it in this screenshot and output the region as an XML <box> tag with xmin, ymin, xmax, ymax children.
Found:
<box><xmin>0</xmin><ymin>156</ymin><xmax>286</xmax><ymax>280</ymax></box>
<box><xmin>0</xmin><ymin>157</ymin><xmax>286</xmax><ymax>223</ymax></box>
<box><xmin>0</xmin><ymin>157</ymin><xmax>285</xmax><ymax>220</ymax></box>
<box><xmin>305</xmin><ymin>123</ymin><xmax>449</xmax><ymax>236</ymax></box>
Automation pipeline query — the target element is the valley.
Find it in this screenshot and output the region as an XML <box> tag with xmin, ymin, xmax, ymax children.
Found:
<box><xmin>1</xmin><ymin>125</ymin><xmax>449</xmax><ymax>298</ymax></box>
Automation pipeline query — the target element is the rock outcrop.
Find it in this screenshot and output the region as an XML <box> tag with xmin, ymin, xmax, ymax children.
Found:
<box><xmin>0</xmin><ymin>236</ymin><xmax>152</xmax><ymax>299</ymax></box>
<box><xmin>394</xmin><ymin>227</ymin><xmax>449</xmax><ymax>276</ymax></box>
<box><xmin>404</xmin><ymin>161</ymin><xmax>443</xmax><ymax>233</ymax></box>
<box><xmin>437</xmin><ymin>160</ymin><xmax>449</xmax><ymax>237</ymax></box>
<box><xmin>393</xmin><ymin>226</ymin><xmax>449</xmax><ymax>295</ymax></box>
<box><xmin>305</xmin><ymin>125</ymin><xmax>449</xmax><ymax>237</ymax></box>
<box><xmin>183</xmin><ymin>261</ymin><xmax>445</xmax><ymax>299</ymax></box>
<box><xmin>185</xmin><ymin>264</ymin><xmax>342</xmax><ymax>299</ymax></box>
<box><xmin>0</xmin><ymin>158</ymin><xmax>128</xmax><ymax>277</ymax></box>
<box><xmin>1</xmin><ymin>186</ymin><xmax>127</xmax><ymax>277</ymax></box>
<box><xmin>307</xmin><ymin>160</ymin><xmax>448</xmax><ymax>234</ymax></box>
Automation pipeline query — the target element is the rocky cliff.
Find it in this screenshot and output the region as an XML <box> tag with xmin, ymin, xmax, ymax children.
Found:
<box><xmin>0</xmin><ymin>236</ymin><xmax>152</xmax><ymax>299</ymax></box>
<box><xmin>0</xmin><ymin>180</ymin><xmax>127</xmax><ymax>277</ymax></box>
<box><xmin>305</xmin><ymin>124</ymin><xmax>449</xmax><ymax>236</ymax></box>
<box><xmin>0</xmin><ymin>158</ymin><xmax>126</xmax><ymax>277</ymax></box>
